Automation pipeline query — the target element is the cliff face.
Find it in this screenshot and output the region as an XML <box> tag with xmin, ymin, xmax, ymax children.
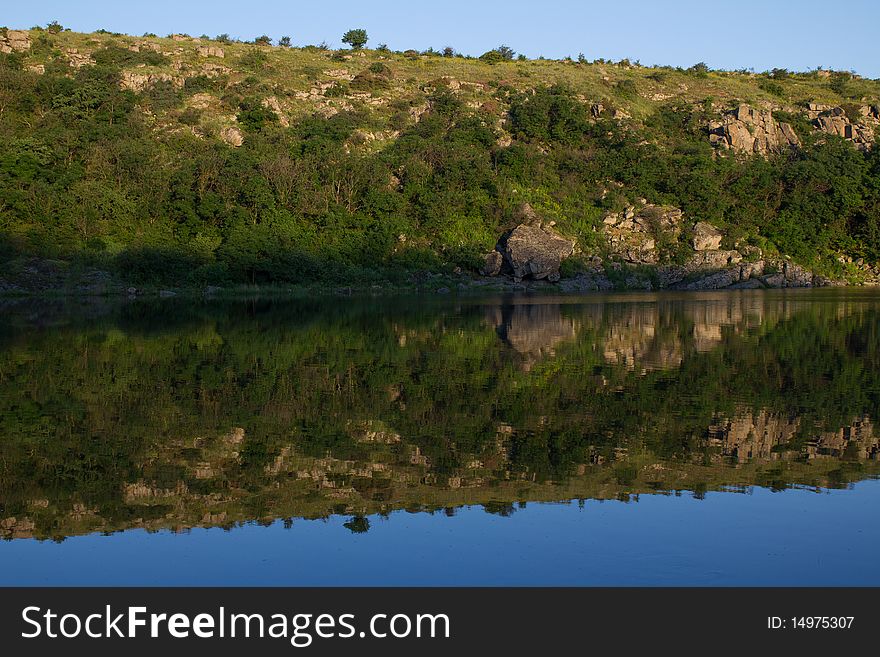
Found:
<box><xmin>1</xmin><ymin>28</ymin><xmax>880</xmax><ymax>292</ymax></box>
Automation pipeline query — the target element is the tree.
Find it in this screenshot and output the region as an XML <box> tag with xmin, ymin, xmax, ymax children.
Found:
<box><xmin>496</xmin><ymin>45</ymin><xmax>515</xmax><ymax>60</ymax></box>
<box><xmin>254</xmin><ymin>35</ymin><xmax>272</xmax><ymax>46</ymax></box>
<box><xmin>342</xmin><ymin>28</ymin><xmax>368</xmax><ymax>50</ymax></box>
<box><xmin>442</xmin><ymin>46</ymin><xmax>455</xmax><ymax>58</ymax></box>
<box><xmin>46</xmin><ymin>21</ymin><xmax>63</xmax><ymax>34</ymax></box>
<box><xmin>278</xmin><ymin>35</ymin><xmax>291</xmax><ymax>48</ymax></box>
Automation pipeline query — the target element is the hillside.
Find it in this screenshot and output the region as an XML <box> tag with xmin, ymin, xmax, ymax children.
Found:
<box><xmin>2</xmin><ymin>26</ymin><xmax>880</xmax><ymax>293</ymax></box>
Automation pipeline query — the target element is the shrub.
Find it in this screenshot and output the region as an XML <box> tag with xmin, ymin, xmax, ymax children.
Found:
<box><xmin>687</xmin><ymin>62</ymin><xmax>710</xmax><ymax>77</ymax></box>
<box><xmin>91</xmin><ymin>45</ymin><xmax>168</xmax><ymax>68</ymax></box>
<box><xmin>508</xmin><ymin>84</ymin><xmax>591</xmax><ymax>143</ymax></box>
<box><xmin>759</xmin><ymin>79</ymin><xmax>785</xmax><ymax>97</ymax></box>
<box><xmin>480</xmin><ymin>45</ymin><xmax>515</xmax><ymax>64</ymax></box>
<box><xmin>238</xmin><ymin>48</ymin><xmax>269</xmax><ymax>71</ymax></box>
<box><xmin>278</xmin><ymin>36</ymin><xmax>291</xmax><ymax>48</ymax></box>
<box><xmin>368</xmin><ymin>62</ymin><xmax>391</xmax><ymax>75</ymax></box>
<box><xmin>178</xmin><ymin>107</ymin><xmax>201</xmax><ymax>125</ymax></box>
<box><xmin>236</xmin><ymin>98</ymin><xmax>278</xmax><ymax>131</ymax></box>
<box><xmin>615</xmin><ymin>79</ymin><xmax>638</xmax><ymax>98</ymax></box>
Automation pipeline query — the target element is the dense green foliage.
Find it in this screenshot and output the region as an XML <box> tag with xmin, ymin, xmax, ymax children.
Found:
<box><xmin>1</xmin><ymin>39</ymin><xmax>880</xmax><ymax>287</ymax></box>
<box><xmin>341</xmin><ymin>28</ymin><xmax>368</xmax><ymax>50</ymax></box>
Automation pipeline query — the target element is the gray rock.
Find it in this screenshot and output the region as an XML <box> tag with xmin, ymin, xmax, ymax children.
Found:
<box><xmin>728</xmin><ymin>278</ymin><xmax>765</xmax><ymax>289</ymax></box>
<box><xmin>688</xmin><ymin>249</ymin><xmax>742</xmax><ymax>268</ymax></box>
<box><xmin>499</xmin><ymin>223</ymin><xmax>574</xmax><ymax>281</ymax></box>
<box><xmin>678</xmin><ymin>267</ymin><xmax>742</xmax><ymax>290</ymax></box>
<box><xmin>480</xmin><ymin>251</ymin><xmax>503</xmax><ymax>276</ymax></box>
<box><xmin>692</xmin><ymin>222</ymin><xmax>724</xmax><ymax>251</ymax></box>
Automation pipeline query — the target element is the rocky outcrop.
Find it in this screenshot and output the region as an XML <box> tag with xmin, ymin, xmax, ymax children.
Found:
<box><xmin>0</xmin><ymin>30</ymin><xmax>31</xmax><ymax>54</ymax></box>
<box><xmin>262</xmin><ymin>96</ymin><xmax>290</xmax><ymax>127</ymax></box>
<box><xmin>120</xmin><ymin>70</ymin><xmax>179</xmax><ymax>92</ymax></box>
<box><xmin>197</xmin><ymin>46</ymin><xmax>224</xmax><ymax>58</ymax></box>
<box><xmin>602</xmin><ymin>201</ymin><xmax>683</xmax><ymax>264</ymax></box>
<box><xmin>484</xmin><ymin>204</ymin><xmax>575</xmax><ymax>282</ymax></box>
<box><xmin>674</xmin><ymin>258</ymin><xmax>821</xmax><ymax>290</ymax></box>
<box><xmin>709</xmin><ymin>104</ymin><xmax>800</xmax><ymax>154</ymax></box>
<box><xmin>808</xmin><ymin>104</ymin><xmax>876</xmax><ymax>150</ymax></box>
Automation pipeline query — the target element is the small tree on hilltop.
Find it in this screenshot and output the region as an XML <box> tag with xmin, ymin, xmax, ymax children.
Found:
<box><xmin>254</xmin><ymin>34</ymin><xmax>272</xmax><ymax>46</ymax></box>
<box><xmin>279</xmin><ymin>35</ymin><xmax>291</xmax><ymax>48</ymax></box>
<box><xmin>688</xmin><ymin>61</ymin><xmax>710</xmax><ymax>77</ymax></box>
<box><xmin>342</xmin><ymin>28</ymin><xmax>368</xmax><ymax>50</ymax></box>
<box><xmin>496</xmin><ymin>45</ymin><xmax>515</xmax><ymax>60</ymax></box>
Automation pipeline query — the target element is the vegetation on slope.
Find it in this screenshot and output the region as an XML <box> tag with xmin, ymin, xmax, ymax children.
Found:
<box><xmin>1</xmin><ymin>25</ymin><xmax>880</xmax><ymax>288</ymax></box>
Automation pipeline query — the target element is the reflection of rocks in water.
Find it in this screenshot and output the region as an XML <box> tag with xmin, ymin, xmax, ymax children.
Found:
<box><xmin>2</xmin><ymin>412</ymin><xmax>879</xmax><ymax>540</ymax></box>
<box><xmin>3</xmin><ymin>293</ymin><xmax>880</xmax><ymax>541</ymax></box>
<box><xmin>488</xmin><ymin>303</ymin><xmax>578</xmax><ymax>367</ymax></box>
<box><xmin>816</xmin><ymin>417</ymin><xmax>877</xmax><ymax>460</ymax></box>
<box><xmin>708</xmin><ymin>410</ymin><xmax>801</xmax><ymax>461</ymax></box>
<box><xmin>709</xmin><ymin>410</ymin><xmax>878</xmax><ymax>462</ymax></box>
<box><xmin>602</xmin><ymin>305</ymin><xmax>682</xmax><ymax>371</ymax></box>
<box><xmin>683</xmin><ymin>295</ymin><xmax>767</xmax><ymax>352</ymax></box>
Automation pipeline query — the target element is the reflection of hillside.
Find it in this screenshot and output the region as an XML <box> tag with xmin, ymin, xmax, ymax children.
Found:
<box><xmin>2</xmin><ymin>413</ymin><xmax>878</xmax><ymax>541</ymax></box>
<box><xmin>2</xmin><ymin>291</ymin><xmax>880</xmax><ymax>540</ymax></box>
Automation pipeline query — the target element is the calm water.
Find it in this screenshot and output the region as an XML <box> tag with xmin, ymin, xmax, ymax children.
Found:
<box><xmin>1</xmin><ymin>289</ymin><xmax>879</xmax><ymax>586</ymax></box>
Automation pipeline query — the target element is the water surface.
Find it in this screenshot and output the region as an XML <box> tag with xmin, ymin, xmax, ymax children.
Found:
<box><xmin>1</xmin><ymin>289</ymin><xmax>879</xmax><ymax>585</ymax></box>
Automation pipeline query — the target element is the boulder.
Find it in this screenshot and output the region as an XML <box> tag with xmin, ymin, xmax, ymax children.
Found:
<box><xmin>498</xmin><ymin>223</ymin><xmax>574</xmax><ymax>282</ymax></box>
<box><xmin>692</xmin><ymin>222</ymin><xmax>723</xmax><ymax>251</ymax></box>
<box><xmin>220</xmin><ymin>126</ymin><xmax>244</xmax><ymax>147</ymax></box>
<box><xmin>480</xmin><ymin>251</ymin><xmax>503</xmax><ymax>277</ymax></box>
<box><xmin>814</xmin><ymin>107</ymin><xmax>875</xmax><ymax>150</ymax></box>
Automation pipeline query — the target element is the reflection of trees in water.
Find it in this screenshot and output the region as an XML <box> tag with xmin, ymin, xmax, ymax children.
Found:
<box><xmin>0</xmin><ymin>292</ymin><xmax>879</xmax><ymax>540</ymax></box>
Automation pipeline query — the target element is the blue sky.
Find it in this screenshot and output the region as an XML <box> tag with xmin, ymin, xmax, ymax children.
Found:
<box><xmin>5</xmin><ymin>1</ymin><xmax>880</xmax><ymax>78</ymax></box>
